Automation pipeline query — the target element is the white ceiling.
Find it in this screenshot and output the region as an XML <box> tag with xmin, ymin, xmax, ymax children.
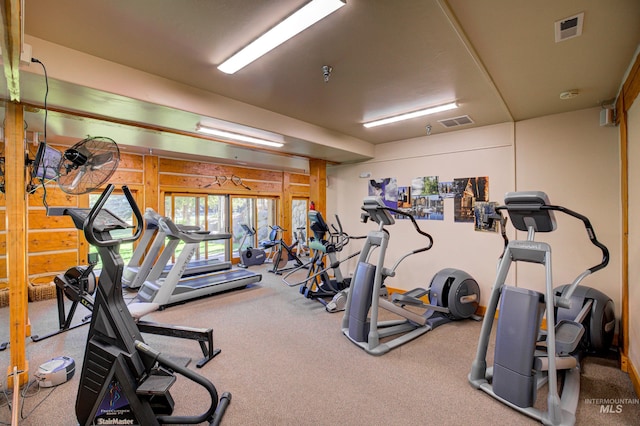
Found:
<box><xmin>2</xmin><ymin>0</ymin><xmax>639</xmax><ymax>171</ymax></box>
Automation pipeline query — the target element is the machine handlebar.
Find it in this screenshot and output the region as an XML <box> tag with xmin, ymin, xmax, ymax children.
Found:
<box><xmin>495</xmin><ymin>203</ymin><xmax>609</xmax><ymax>274</ymax></box>
<box><xmin>84</xmin><ymin>184</ymin><xmax>143</xmax><ymax>248</ymax></box>
<box><xmin>384</xmin><ymin>204</ymin><xmax>434</xmax><ymax>252</ymax></box>
<box><xmin>135</xmin><ymin>340</ymin><xmax>230</xmax><ymax>425</ymax></box>
<box><xmin>495</xmin><ymin>201</ymin><xmax>609</xmax><ymax>308</ymax></box>
<box><xmin>360</xmin><ymin>198</ymin><xmax>434</xmax><ymax>275</ymax></box>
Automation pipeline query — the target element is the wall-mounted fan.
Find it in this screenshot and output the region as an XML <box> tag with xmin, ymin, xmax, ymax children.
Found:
<box><xmin>31</xmin><ymin>136</ymin><xmax>120</xmax><ymax>195</ymax></box>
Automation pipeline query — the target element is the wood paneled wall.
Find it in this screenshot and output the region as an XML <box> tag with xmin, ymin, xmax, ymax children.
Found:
<box><xmin>158</xmin><ymin>157</ymin><xmax>310</xmax><ymax>243</ymax></box>
<box><xmin>0</xmin><ymin>149</ymin><xmax>310</xmax><ymax>291</ymax></box>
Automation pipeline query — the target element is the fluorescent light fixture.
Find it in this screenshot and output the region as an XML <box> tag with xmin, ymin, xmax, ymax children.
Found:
<box><xmin>363</xmin><ymin>102</ymin><xmax>459</xmax><ymax>128</ymax></box>
<box><xmin>218</xmin><ymin>0</ymin><xmax>346</xmax><ymax>74</ymax></box>
<box><xmin>196</xmin><ymin>124</ymin><xmax>284</xmax><ymax>148</ymax></box>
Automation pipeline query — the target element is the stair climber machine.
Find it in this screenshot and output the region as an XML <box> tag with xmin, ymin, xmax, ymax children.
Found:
<box><xmin>122</xmin><ymin>208</ymin><xmax>231</xmax><ymax>290</ymax></box>
<box><xmin>134</xmin><ymin>215</ymin><xmax>261</xmax><ymax>308</ymax></box>
<box><xmin>341</xmin><ymin>196</ymin><xmax>481</xmax><ymax>355</ymax></box>
<box><xmin>468</xmin><ymin>191</ymin><xmax>615</xmax><ymax>426</ymax></box>
<box><xmin>68</xmin><ymin>185</ymin><xmax>230</xmax><ymax>425</ymax></box>
<box><xmin>238</xmin><ymin>224</ymin><xmax>267</xmax><ymax>267</ymax></box>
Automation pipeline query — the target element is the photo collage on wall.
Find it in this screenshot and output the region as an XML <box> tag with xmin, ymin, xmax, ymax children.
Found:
<box><xmin>367</xmin><ymin>175</ymin><xmax>500</xmax><ymax>232</ymax></box>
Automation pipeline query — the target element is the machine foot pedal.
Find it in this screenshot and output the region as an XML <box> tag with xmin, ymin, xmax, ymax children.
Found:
<box><xmin>555</xmin><ymin>320</ymin><xmax>584</xmax><ymax>354</ymax></box>
<box><xmin>136</xmin><ymin>373</ymin><xmax>176</xmax><ymax>396</ymax></box>
<box><xmin>391</xmin><ymin>288</ymin><xmax>428</xmax><ymax>306</ymax></box>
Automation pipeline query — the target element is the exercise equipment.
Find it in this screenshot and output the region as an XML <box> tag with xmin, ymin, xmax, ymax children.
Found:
<box><xmin>30</xmin><ymin>261</ymin><xmax>97</xmax><ymax>341</ymax></box>
<box><xmin>268</xmin><ymin>225</ymin><xmax>305</xmax><ymax>274</ymax></box>
<box><xmin>341</xmin><ymin>196</ymin><xmax>480</xmax><ymax>355</ymax></box>
<box><xmin>290</xmin><ymin>211</ymin><xmax>361</xmax><ymax>309</ymax></box>
<box><xmin>135</xmin><ymin>215</ymin><xmax>261</xmax><ymax>308</ymax></box>
<box><xmin>122</xmin><ymin>208</ymin><xmax>231</xmax><ymax>289</ymax></box>
<box><xmin>238</xmin><ymin>224</ymin><xmax>267</xmax><ymax>268</ymax></box>
<box><xmin>302</xmin><ymin>211</ymin><xmax>350</xmax><ymax>298</ymax></box>
<box><xmin>71</xmin><ymin>184</ymin><xmax>230</xmax><ymax>425</ymax></box>
<box><xmin>258</xmin><ymin>225</ymin><xmax>281</xmax><ymax>262</ymax></box>
<box><xmin>30</xmin><ymin>255</ymin><xmax>221</xmax><ymax>367</ymax></box>
<box><xmin>468</xmin><ymin>191</ymin><xmax>614</xmax><ymax>426</ymax></box>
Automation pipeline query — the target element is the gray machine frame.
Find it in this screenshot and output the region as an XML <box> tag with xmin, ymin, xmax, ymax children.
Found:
<box><xmin>341</xmin><ymin>196</ymin><xmax>481</xmax><ymax>355</ymax></box>
<box><xmin>123</xmin><ymin>208</ymin><xmax>231</xmax><ymax>289</ymax></box>
<box><xmin>468</xmin><ymin>191</ymin><xmax>613</xmax><ymax>426</ymax></box>
<box><xmin>135</xmin><ymin>215</ymin><xmax>261</xmax><ymax>307</ymax></box>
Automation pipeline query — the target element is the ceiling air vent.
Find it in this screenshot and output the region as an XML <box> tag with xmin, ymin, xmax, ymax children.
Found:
<box><xmin>555</xmin><ymin>12</ymin><xmax>584</xmax><ymax>42</ymax></box>
<box><xmin>438</xmin><ymin>115</ymin><xmax>474</xmax><ymax>128</ymax></box>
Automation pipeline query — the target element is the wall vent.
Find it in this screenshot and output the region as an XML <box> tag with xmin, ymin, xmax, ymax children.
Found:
<box><xmin>438</xmin><ymin>115</ymin><xmax>474</xmax><ymax>128</ymax></box>
<box><xmin>555</xmin><ymin>12</ymin><xmax>584</xmax><ymax>42</ymax></box>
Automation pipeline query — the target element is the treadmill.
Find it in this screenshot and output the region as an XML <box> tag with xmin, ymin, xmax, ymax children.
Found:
<box><xmin>122</xmin><ymin>208</ymin><xmax>231</xmax><ymax>289</ymax></box>
<box><xmin>134</xmin><ymin>215</ymin><xmax>261</xmax><ymax>307</ymax></box>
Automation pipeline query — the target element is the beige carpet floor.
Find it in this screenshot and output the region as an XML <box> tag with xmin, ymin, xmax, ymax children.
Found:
<box><xmin>0</xmin><ymin>262</ymin><xmax>638</xmax><ymax>425</ymax></box>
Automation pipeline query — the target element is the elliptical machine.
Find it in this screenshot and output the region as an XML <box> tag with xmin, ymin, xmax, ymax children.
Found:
<box><xmin>341</xmin><ymin>196</ymin><xmax>481</xmax><ymax>355</ymax></box>
<box><xmin>238</xmin><ymin>224</ymin><xmax>266</xmax><ymax>268</ymax></box>
<box><xmin>299</xmin><ymin>211</ymin><xmax>351</xmax><ymax>303</ymax></box>
<box><xmin>468</xmin><ymin>191</ymin><xmax>615</xmax><ymax>426</ymax></box>
<box><xmin>70</xmin><ymin>185</ymin><xmax>230</xmax><ymax>425</ymax></box>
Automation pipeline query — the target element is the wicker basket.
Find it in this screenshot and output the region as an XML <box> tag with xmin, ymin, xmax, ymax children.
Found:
<box><xmin>28</xmin><ymin>276</ymin><xmax>57</xmax><ymax>302</ymax></box>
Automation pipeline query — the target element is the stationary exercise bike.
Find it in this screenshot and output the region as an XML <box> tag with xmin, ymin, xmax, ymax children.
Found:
<box><xmin>268</xmin><ymin>225</ymin><xmax>305</xmax><ymax>274</ymax></box>
<box><xmin>341</xmin><ymin>196</ymin><xmax>481</xmax><ymax>355</ymax></box>
<box><xmin>70</xmin><ymin>185</ymin><xmax>230</xmax><ymax>425</ymax></box>
<box><xmin>238</xmin><ymin>224</ymin><xmax>266</xmax><ymax>268</ymax></box>
<box><xmin>468</xmin><ymin>191</ymin><xmax>615</xmax><ymax>426</ymax></box>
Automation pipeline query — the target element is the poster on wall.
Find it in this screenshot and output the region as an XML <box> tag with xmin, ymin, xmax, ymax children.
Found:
<box><xmin>368</xmin><ymin>178</ymin><xmax>398</xmax><ymax>209</ymax></box>
<box><xmin>395</xmin><ymin>186</ymin><xmax>412</xmax><ymax>219</ymax></box>
<box><xmin>473</xmin><ymin>201</ymin><xmax>500</xmax><ymax>232</ymax></box>
<box><xmin>453</xmin><ymin>176</ymin><xmax>489</xmax><ymax>222</ymax></box>
<box><xmin>438</xmin><ymin>181</ymin><xmax>455</xmax><ymax>198</ymax></box>
<box><xmin>410</xmin><ymin>176</ymin><xmax>443</xmax><ymax>220</ymax></box>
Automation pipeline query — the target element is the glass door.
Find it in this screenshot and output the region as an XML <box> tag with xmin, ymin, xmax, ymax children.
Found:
<box><xmin>291</xmin><ymin>198</ymin><xmax>309</xmax><ymax>257</ymax></box>
<box><xmin>231</xmin><ymin>197</ymin><xmax>254</xmax><ymax>261</ymax></box>
<box><xmin>164</xmin><ymin>193</ymin><xmax>229</xmax><ymax>261</ymax></box>
<box><xmin>88</xmin><ymin>189</ymin><xmax>139</xmax><ymax>269</ymax></box>
<box><xmin>231</xmin><ymin>196</ymin><xmax>277</xmax><ymax>261</ymax></box>
<box><xmin>206</xmin><ymin>195</ymin><xmax>227</xmax><ymax>260</ymax></box>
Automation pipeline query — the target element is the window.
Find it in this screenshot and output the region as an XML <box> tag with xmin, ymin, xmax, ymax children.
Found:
<box><xmin>88</xmin><ymin>191</ymin><xmax>136</xmax><ymax>269</ymax></box>
<box><xmin>231</xmin><ymin>196</ymin><xmax>277</xmax><ymax>259</ymax></box>
<box><xmin>291</xmin><ymin>198</ymin><xmax>309</xmax><ymax>251</ymax></box>
<box><xmin>164</xmin><ymin>193</ymin><xmax>228</xmax><ymax>261</ymax></box>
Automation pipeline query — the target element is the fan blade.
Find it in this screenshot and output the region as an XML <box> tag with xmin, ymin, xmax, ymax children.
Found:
<box><xmin>89</xmin><ymin>152</ymin><xmax>114</xmax><ymax>169</ymax></box>
<box><xmin>68</xmin><ymin>167</ymin><xmax>87</xmax><ymax>191</ymax></box>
